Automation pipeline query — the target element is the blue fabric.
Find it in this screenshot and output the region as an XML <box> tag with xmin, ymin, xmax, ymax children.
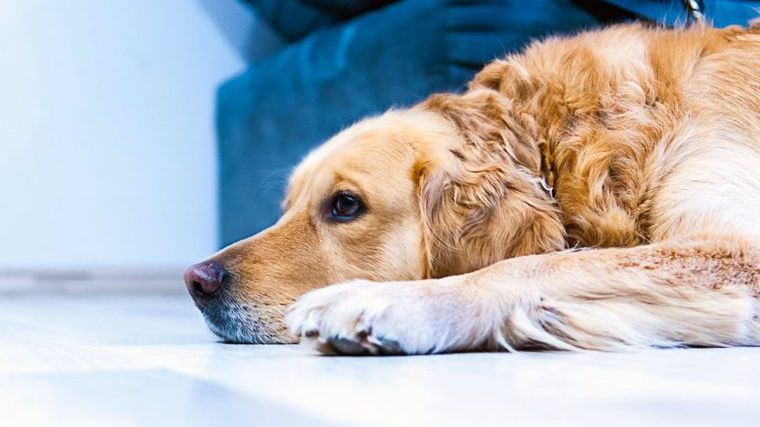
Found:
<box><xmin>242</xmin><ymin>0</ymin><xmax>396</xmax><ymax>41</ymax></box>
<box><xmin>218</xmin><ymin>0</ymin><xmax>758</xmax><ymax>246</ymax></box>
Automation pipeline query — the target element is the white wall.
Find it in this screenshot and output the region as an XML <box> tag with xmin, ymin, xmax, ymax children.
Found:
<box><xmin>0</xmin><ymin>1</ymin><xmax>252</xmax><ymax>269</ymax></box>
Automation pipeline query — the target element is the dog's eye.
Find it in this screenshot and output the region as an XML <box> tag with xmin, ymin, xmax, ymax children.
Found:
<box><xmin>328</xmin><ymin>192</ymin><xmax>365</xmax><ymax>222</ymax></box>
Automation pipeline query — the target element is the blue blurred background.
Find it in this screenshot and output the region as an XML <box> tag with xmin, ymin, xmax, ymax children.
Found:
<box><xmin>216</xmin><ymin>0</ymin><xmax>757</xmax><ymax>247</ymax></box>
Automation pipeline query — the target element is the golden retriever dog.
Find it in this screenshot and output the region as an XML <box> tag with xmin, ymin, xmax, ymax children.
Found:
<box><xmin>185</xmin><ymin>21</ymin><xmax>760</xmax><ymax>355</ymax></box>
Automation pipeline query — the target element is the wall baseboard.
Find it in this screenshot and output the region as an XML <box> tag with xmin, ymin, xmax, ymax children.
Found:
<box><xmin>0</xmin><ymin>268</ymin><xmax>186</xmax><ymax>294</ymax></box>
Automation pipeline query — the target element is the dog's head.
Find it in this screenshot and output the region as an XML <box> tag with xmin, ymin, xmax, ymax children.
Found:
<box><xmin>185</xmin><ymin>89</ymin><xmax>565</xmax><ymax>343</ymax></box>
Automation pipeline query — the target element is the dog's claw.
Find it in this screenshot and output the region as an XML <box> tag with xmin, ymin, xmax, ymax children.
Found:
<box><xmin>327</xmin><ymin>337</ymin><xmax>370</xmax><ymax>355</ymax></box>
<box><xmin>374</xmin><ymin>336</ymin><xmax>403</xmax><ymax>355</ymax></box>
<box><xmin>318</xmin><ymin>334</ymin><xmax>404</xmax><ymax>356</ymax></box>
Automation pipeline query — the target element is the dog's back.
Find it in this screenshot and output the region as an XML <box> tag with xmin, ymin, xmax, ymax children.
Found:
<box><xmin>472</xmin><ymin>22</ymin><xmax>760</xmax><ymax>246</ymax></box>
<box><xmin>647</xmin><ymin>23</ymin><xmax>760</xmax><ymax>242</ymax></box>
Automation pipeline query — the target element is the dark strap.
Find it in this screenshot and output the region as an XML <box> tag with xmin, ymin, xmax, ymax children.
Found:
<box><xmin>683</xmin><ymin>0</ymin><xmax>706</xmax><ymax>24</ymax></box>
<box><xmin>602</xmin><ymin>0</ymin><xmax>758</xmax><ymax>27</ymax></box>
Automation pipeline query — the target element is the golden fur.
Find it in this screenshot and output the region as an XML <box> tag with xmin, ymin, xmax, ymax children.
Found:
<box><xmin>194</xmin><ymin>22</ymin><xmax>760</xmax><ymax>354</ymax></box>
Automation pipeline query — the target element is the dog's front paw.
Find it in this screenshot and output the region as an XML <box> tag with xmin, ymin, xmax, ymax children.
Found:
<box><xmin>286</xmin><ymin>278</ymin><xmax>495</xmax><ymax>355</ymax></box>
<box><xmin>286</xmin><ymin>280</ymin><xmax>416</xmax><ymax>355</ymax></box>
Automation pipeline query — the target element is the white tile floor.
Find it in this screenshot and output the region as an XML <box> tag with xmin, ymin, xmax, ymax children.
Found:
<box><xmin>0</xmin><ymin>293</ymin><xmax>758</xmax><ymax>427</ymax></box>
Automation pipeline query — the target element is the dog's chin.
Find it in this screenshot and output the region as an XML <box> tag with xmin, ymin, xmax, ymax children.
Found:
<box><xmin>201</xmin><ymin>303</ymin><xmax>294</xmax><ymax>344</ymax></box>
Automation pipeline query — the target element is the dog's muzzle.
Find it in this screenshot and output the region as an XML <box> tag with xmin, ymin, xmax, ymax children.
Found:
<box><xmin>184</xmin><ymin>261</ymin><xmax>260</xmax><ymax>343</ymax></box>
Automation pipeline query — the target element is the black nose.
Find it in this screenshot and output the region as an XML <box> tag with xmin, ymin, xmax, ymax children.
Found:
<box><xmin>184</xmin><ymin>261</ymin><xmax>226</xmax><ymax>298</ymax></box>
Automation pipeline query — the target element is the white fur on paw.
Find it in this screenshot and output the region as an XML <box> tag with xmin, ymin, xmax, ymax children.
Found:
<box><xmin>286</xmin><ymin>278</ymin><xmax>490</xmax><ymax>355</ymax></box>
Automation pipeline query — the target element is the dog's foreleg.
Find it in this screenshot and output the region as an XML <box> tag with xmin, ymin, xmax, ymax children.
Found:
<box><xmin>287</xmin><ymin>236</ymin><xmax>760</xmax><ymax>355</ymax></box>
<box><xmin>495</xmin><ymin>236</ymin><xmax>760</xmax><ymax>351</ymax></box>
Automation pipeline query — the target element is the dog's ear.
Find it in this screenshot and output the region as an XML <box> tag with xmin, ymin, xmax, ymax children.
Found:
<box><xmin>416</xmin><ymin>90</ymin><xmax>565</xmax><ymax>277</ymax></box>
<box><xmin>423</xmin><ymin>89</ymin><xmax>542</xmax><ymax>173</ymax></box>
<box><xmin>414</xmin><ymin>148</ymin><xmax>516</xmax><ymax>278</ymax></box>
